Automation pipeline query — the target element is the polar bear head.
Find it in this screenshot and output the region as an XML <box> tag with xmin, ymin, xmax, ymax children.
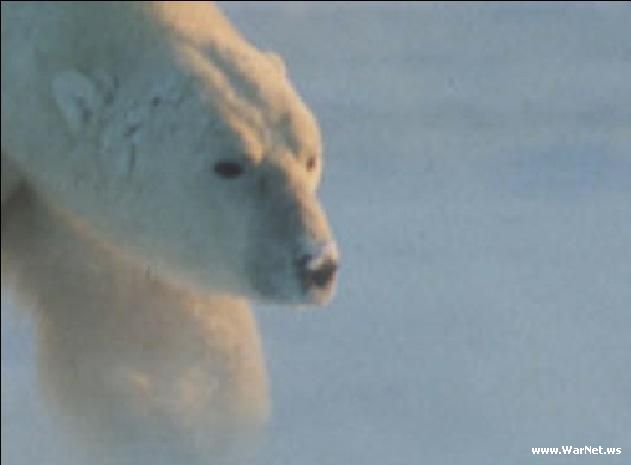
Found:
<box><xmin>49</xmin><ymin>14</ymin><xmax>339</xmax><ymax>306</ymax></box>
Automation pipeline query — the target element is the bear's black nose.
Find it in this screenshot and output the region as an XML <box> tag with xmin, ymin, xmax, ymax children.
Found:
<box><xmin>301</xmin><ymin>257</ymin><xmax>338</xmax><ymax>288</ymax></box>
<box><xmin>297</xmin><ymin>241</ymin><xmax>339</xmax><ymax>290</ymax></box>
<box><xmin>296</xmin><ymin>239</ymin><xmax>340</xmax><ymax>293</ymax></box>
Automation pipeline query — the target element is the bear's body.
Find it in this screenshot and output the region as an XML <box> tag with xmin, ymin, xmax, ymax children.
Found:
<box><xmin>1</xmin><ymin>2</ymin><xmax>338</xmax><ymax>464</ymax></box>
<box><xmin>2</xmin><ymin>189</ymin><xmax>268</xmax><ymax>465</ymax></box>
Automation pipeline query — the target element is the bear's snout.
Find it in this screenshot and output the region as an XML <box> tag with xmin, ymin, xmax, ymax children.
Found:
<box><xmin>296</xmin><ymin>240</ymin><xmax>339</xmax><ymax>298</ymax></box>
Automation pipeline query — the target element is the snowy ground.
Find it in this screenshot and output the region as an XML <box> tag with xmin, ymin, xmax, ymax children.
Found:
<box><xmin>3</xmin><ymin>2</ymin><xmax>631</xmax><ymax>464</ymax></box>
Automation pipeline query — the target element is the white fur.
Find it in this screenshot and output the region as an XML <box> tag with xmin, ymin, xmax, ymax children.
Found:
<box><xmin>1</xmin><ymin>2</ymin><xmax>338</xmax><ymax>464</ymax></box>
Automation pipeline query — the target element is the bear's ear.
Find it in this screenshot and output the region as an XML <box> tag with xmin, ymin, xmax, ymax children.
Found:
<box><xmin>51</xmin><ymin>70</ymin><xmax>102</xmax><ymax>135</ymax></box>
<box><xmin>266</xmin><ymin>52</ymin><xmax>286</xmax><ymax>76</ymax></box>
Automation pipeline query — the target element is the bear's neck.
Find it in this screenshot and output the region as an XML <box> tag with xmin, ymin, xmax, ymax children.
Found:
<box><xmin>1</xmin><ymin>187</ymin><xmax>269</xmax><ymax>463</ymax></box>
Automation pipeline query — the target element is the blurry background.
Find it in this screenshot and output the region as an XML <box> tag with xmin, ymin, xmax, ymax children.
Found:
<box><xmin>3</xmin><ymin>2</ymin><xmax>630</xmax><ymax>464</ymax></box>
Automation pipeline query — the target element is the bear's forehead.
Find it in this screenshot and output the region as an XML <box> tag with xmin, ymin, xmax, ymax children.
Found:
<box><xmin>175</xmin><ymin>43</ymin><xmax>322</xmax><ymax>162</ymax></box>
<box><xmin>217</xmin><ymin>106</ymin><xmax>321</xmax><ymax>165</ymax></box>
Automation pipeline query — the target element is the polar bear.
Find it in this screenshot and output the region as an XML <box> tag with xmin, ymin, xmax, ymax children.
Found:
<box><xmin>1</xmin><ymin>2</ymin><xmax>338</xmax><ymax>465</ymax></box>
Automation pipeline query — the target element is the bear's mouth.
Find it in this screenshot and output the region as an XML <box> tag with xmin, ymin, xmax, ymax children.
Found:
<box><xmin>246</xmin><ymin>260</ymin><xmax>338</xmax><ymax>306</ymax></box>
<box><xmin>246</xmin><ymin>238</ymin><xmax>339</xmax><ymax>306</ymax></box>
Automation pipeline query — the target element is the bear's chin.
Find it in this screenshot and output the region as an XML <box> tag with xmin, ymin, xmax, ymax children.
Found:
<box><xmin>248</xmin><ymin>281</ymin><xmax>337</xmax><ymax>308</ymax></box>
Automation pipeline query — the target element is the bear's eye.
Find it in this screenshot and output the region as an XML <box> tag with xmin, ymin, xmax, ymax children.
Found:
<box><xmin>213</xmin><ymin>161</ymin><xmax>244</xmax><ymax>179</ymax></box>
<box><xmin>306</xmin><ymin>156</ymin><xmax>317</xmax><ymax>173</ymax></box>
